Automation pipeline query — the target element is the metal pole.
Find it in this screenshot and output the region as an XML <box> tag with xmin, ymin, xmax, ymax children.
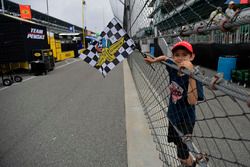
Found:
<box><xmin>129</xmin><ymin>0</ymin><xmax>132</xmax><ymax>37</ymax></box>
<box><xmin>82</xmin><ymin>0</ymin><xmax>86</xmax><ymax>49</ymax></box>
<box><xmin>46</xmin><ymin>0</ymin><xmax>50</xmax><ymax>46</ymax></box>
<box><xmin>1</xmin><ymin>0</ymin><xmax>5</xmax><ymax>13</ymax></box>
<box><xmin>46</xmin><ymin>0</ymin><xmax>49</xmax><ymax>15</ymax></box>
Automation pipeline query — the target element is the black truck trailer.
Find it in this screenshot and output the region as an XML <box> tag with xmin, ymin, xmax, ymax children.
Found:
<box><xmin>0</xmin><ymin>13</ymin><xmax>49</xmax><ymax>63</ymax></box>
<box><xmin>0</xmin><ymin>13</ymin><xmax>51</xmax><ymax>85</ymax></box>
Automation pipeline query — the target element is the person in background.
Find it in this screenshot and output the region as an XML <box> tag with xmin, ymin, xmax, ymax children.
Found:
<box><xmin>208</xmin><ymin>7</ymin><xmax>224</xmax><ymax>26</ymax></box>
<box><xmin>225</xmin><ymin>1</ymin><xmax>240</xmax><ymax>20</ymax></box>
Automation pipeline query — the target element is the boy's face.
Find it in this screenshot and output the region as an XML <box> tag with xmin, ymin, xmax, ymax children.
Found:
<box><xmin>172</xmin><ymin>48</ymin><xmax>195</xmax><ymax>65</ymax></box>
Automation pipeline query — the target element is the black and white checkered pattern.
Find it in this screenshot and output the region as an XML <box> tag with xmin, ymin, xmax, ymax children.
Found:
<box><xmin>80</xmin><ymin>18</ymin><xmax>135</xmax><ymax>76</ymax></box>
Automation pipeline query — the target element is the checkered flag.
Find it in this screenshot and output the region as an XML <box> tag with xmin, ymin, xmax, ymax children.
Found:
<box><xmin>80</xmin><ymin>18</ymin><xmax>135</xmax><ymax>76</ymax></box>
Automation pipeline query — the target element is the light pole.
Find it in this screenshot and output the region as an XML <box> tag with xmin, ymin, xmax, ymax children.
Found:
<box><xmin>46</xmin><ymin>0</ymin><xmax>49</xmax><ymax>16</ymax></box>
<box><xmin>46</xmin><ymin>0</ymin><xmax>50</xmax><ymax>45</ymax></box>
<box><xmin>82</xmin><ymin>0</ymin><xmax>86</xmax><ymax>48</ymax></box>
<box><xmin>1</xmin><ymin>0</ymin><xmax>5</xmax><ymax>13</ymax></box>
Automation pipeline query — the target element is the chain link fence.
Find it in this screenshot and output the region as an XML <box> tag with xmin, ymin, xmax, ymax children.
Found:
<box><xmin>109</xmin><ymin>0</ymin><xmax>250</xmax><ymax>166</ymax></box>
<box><xmin>128</xmin><ymin>51</ymin><xmax>250</xmax><ymax>167</ymax></box>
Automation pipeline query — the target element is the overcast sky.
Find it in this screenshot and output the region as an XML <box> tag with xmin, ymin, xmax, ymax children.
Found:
<box><xmin>10</xmin><ymin>0</ymin><xmax>115</xmax><ymax>33</ymax></box>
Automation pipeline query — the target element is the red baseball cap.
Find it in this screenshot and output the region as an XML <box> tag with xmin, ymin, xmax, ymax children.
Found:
<box><xmin>172</xmin><ymin>41</ymin><xmax>193</xmax><ymax>54</ymax></box>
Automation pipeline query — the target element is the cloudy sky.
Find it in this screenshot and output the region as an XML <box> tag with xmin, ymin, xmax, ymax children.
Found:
<box><xmin>9</xmin><ymin>0</ymin><xmax>116</xmax><ymax>33</ymax></box>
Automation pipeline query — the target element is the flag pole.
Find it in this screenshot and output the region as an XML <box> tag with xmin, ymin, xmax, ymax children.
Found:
<box><xmin>82</xmin><ymin>0</ymin><xmax>86</xmax><ymax>49</ymax></box>
<box><xmin>137</xmin><ymin>50</ymin><xmax>155</xmax><ymax>71</ymax></box>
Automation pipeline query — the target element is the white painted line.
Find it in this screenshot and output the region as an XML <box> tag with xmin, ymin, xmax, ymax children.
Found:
<box><xmin>23</xmin><ymin>76</ymin><xmax>36</xmax><ymax>82</ymax></box>
<box><xmin>0</xmin><ymin>59</ymin><xmax>80</xmax><ymax>92</ymax></box>
<box><xmin>55</xmin><ymin>59</ymin><xmax>80</xmax><ymax>70</ymax></box>
<box><xmin>0</xmin><ymin>76</ymin><xmax>36</xmax><ymax>92</ymax></box>
<box><xmin>0</xmin><ymin>86</ymin><xmax>9</xmax><ymax>91</ymax></box>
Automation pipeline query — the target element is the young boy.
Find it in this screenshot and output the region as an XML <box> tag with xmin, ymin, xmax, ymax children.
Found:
<box><xmin>144</xmin><ymin>41</ymin><xmax>202</xmax><ymax>167</ymax></box>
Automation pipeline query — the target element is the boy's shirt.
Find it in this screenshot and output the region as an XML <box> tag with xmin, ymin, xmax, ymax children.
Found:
<box><xmin>165</xmin><ymin>59</ymin><xmax>203</xmax><ymax>125</ymax></box>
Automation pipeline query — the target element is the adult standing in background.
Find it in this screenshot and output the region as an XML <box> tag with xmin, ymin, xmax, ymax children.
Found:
<box><xmin>225</xmin><ymin>1</ymin><xmax>240</xmax><ymax>20</ymax></box>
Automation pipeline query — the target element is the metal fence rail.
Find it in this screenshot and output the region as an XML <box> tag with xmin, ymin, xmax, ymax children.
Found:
<box><xmin>128</xmin><ymin>51</ymin><xmax>250</xmax><ymax>167</ymax></box>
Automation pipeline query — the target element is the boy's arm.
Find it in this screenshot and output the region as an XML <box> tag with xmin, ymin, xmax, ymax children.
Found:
<box><xmin>187</xmin><ymin>77</ymin><xmax>198</xmax><ymax>105</ymax></box>
<box><xmin>144</xmin><ymin>55</ymin><xmax>168</xmax><ymax>64</ymax></box>
<box><xmin>180</xmin><ymin>61</ymin><xmax>198</xmax><ymax>105</ymax></box>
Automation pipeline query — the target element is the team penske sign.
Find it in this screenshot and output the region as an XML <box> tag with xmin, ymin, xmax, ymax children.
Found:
<box><xmin>27</xmin><ymin>28</ymin><xmax>45</xmax><ymax>40</ymax></box>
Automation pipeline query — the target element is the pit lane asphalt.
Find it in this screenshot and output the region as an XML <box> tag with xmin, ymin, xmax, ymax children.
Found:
<box><xmin>0</xmin><ymin>59</ymin><xmax>128</xmax><ymax>167</ymax></box>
